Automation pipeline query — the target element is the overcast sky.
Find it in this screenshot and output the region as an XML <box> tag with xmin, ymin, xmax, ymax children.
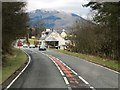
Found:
<box><xmin>26</xmin><ymin>0</ymin><xmax>91</xmax><ymax>19</ymax></box>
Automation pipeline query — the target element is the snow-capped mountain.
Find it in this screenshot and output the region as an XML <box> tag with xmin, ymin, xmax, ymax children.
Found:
<box><xmin>28</xmin><ymin>9</ymin><xmax>88</xmax><ymax>32</ymax></box>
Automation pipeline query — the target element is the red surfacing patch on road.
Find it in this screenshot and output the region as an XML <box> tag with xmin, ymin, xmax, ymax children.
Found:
<box><xmin>49</xmin><ymin>55</ymin><xmax>84</xmax><ymax>87</ymax></box>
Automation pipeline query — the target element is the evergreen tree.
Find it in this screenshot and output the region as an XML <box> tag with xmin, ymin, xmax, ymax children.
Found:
<box><xmin>2</xmin><ymin>2</ymin><xmax>29</xmax><ymax>60</ymax></box>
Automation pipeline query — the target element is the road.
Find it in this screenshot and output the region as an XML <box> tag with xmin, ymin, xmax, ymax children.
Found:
<box><xmin>9</xmin><ymin>48</ymin><xmax>119</xmax><ymax>89</ymax></box>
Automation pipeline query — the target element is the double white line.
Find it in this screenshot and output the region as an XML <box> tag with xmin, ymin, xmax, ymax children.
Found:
<box><xmin>41</xmin><ymin>52</ymin><xmax>96</xmax><ymax>90</ymax></box>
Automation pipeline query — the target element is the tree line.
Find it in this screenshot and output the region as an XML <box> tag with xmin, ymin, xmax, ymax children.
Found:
<box><xmin>68</xmin><ymin>2</ymin><xmax>120</xmax><ymax>62</ymax></box>
<box><xmin>2</xmin><ymin>1</ymin><xmax>29</xmax><ymax>64</ymax></box>
<box><xmin>27</xmin><ymin>22</ymin><xmax>45</xmax><ymax>39</ymax></box>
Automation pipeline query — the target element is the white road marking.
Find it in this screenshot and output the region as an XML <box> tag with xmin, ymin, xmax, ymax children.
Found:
<box><xmin>56</xmin><ymin>48</ymin><xmax>119</xmax><ymax>74</ymax></box>
<box><xmin>63</xmin><ymin>77</ymin><xmax>69</xmax><ymax>85</ymax></box>
<box><xmin>42</xmin><ymin>54</ymin><xmax>65</xmax><ymax>76</ymax></box>
<box><xmin>41</xmin><ymin>52</ymin><xmax>46</xmax><ymax>55</ymax></box>
<box><xmin>68</xmin><ymin>86</ymin><xmax>72</xmax><ymax>90</ymax></box>
<box><xmin>56</xmin><ymin>59</ymin><xmax>63</xmax><ymax>63</ymax></box>
<box><xmin>5</xmin><ymin>49</ymin><xmax>31</xmax><ymax>89</ymax></box>
<box><xmin>78</xmin><ymin>76</ymin><xmax>89</xmax><ymax>85</ymax></box>
<box><xmin>66</xmin><ymin>66</ymin><xmax>72</xmax><ymax>70</ymax></box>
<box><xmin>46</xmin><ymin>54</ymin><xmax>48</xmax><ymax>56</ymax></box>
<box><xmin>51</xmin><ymin>59</ymin><xmax>65</xmax><ymax>76</ymax></box>
<box><xmin>63</xmin><ymin>63</ymin><xmax>67</xmax><ymax>66</ymax></box>
<box><xmin>56</xmin><ymin>58</ymin><xmax>60</xmax><ymax>60</ymax></box>
<box><xmin>90</xmin><ymin>86</ymin><xmax>95</xmax><ymax>89</ymax></box>
<box><xmin>59</xmin><ymin>69</ymin><xmax>65</xmax><ymax>76</ymax></box>
<box><xmin>52</xmin><ymin>58</ymin><xmax>65</xmax><ymax>76</ymax></box>
<box><xmin>40</xmin><ymin>52</ymin><xmax>96</xmax><ymax>90</ymax></box>
<box><xmin>71</xmin><ymin>70</ymin><xmax>78</xmax><ymax>75</ymax></box>
<box><xmin>37</xmin><ymin>48</ymin><xmax>119</xmax><ymax>74</ymax></box>
<box><xmin>41</xmin><ymin>53</ymin><xmax>70</xmax><ymax>85</ymax></box>
<box><xmin>81</xmin><ymin>59</ymin><xmax>119</xmax><ymax>74</ymax></box>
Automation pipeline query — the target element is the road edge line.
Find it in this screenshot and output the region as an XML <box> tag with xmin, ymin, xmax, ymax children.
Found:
<box><xmin>57</xmin><ymin>51</ymin><xmax>119</xmax><ymax>74</ymax></box>
<box><xmin>5</xmin><ymin>49</ymin><xmax>31</xmax><ymax>89</ymax></box>
<box><xmin>80</xmin><ymin>59</ymin><xmax>119</xmax><ymax>74</ymax></box>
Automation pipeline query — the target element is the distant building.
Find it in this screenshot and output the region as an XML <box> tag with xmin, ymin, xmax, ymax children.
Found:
<box><xmin>46</xmin><ymin>29</ymin><xmax>51</xmax><ymax>32</ymax></box>
<box><xmin>45</xmin><ymin>31</ymin><xmax>66</xmax><ymax>49</ymax></box>
<box><xmin>41</xmin><ymin>31</ymin><xmax>46</xmax><ymax>38</ymax></box>
<box><xmin>31</xmin><ymin>36</ymin><xmax>36</xmax><ymax>39</ymax></box>
<box><xmin>40</xmin><ymin>29</ymin><xmax>68</xmax><ymax>49</ymax></box>
<box><xmin>61</xmin><ymin>29</ymin><xmax>67</xmax><ymax>39</ymax></box>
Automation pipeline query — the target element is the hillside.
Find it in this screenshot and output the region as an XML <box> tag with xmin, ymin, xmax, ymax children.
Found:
<box><xmin>28</xmin><ymin>9</ymin><xmax>91</xmax><ymax>32</ymax></box>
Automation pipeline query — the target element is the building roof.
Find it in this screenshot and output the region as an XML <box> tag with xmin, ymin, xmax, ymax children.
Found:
<box><xmin>45</xmin><ymin>37</ymin><xmax>58</xmax><ymax>41</ymax></box>
<box><xmin>45</xmin><ymin>31</ymin><xmax>65</xmax><ymax>41</ymax></box>
<box><xmin>45</xmin><ymin>31</ymin><xmax>59</xmax><ymax>41</ymax></box>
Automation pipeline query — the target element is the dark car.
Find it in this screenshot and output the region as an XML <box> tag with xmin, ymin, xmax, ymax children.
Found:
<box><xmin>29</xmin><ymin>44</ymin><xmax>35</xmax><ymax>48</ymax></box>
<box><xmin>39</xmin><ymin>45</ymin><xmax>46</xmax><ymax>50</ymax></box>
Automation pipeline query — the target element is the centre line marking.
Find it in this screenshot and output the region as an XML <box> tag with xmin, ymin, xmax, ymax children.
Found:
<box><xmin>59</xmin><ymin>70</ymin><xmax>65</xmax><ymax>76</ymax></box>
<box><xmin>46</xmin><ymin>55</ymin><xmax>65</xmax><ymax>76</ymax></box>
<box><xmin>40</xmin><ymin>52</ymin><xmax>96</xmax><ymax>90</ymax></box>
<box><xmin>63</xmin><ymin>63</ymin><xmax>67</xmax><ymax>66</ymax></box>
<box><xmin>63</xmin><ymin>77</ymin><xmax>69</xmax><ymax>85</ymax></box>
<box><xmin>78</xmin><ymin>76</ymin><xmax>89</xmax><ymax>85</ymax></box>
<box><xmin>66</xmin><ymin>66</ymin><xmax>72</xmax><ymax>70</ymax></box>
<box><xmin>71</xmin><ymin>70</ymin><xmax>78</xmax><ymax>75</ymax></box>
<box><xmin>68</xmin><ymin>87</ymin><xmax>72</xmax><ymax>90</ymax></box>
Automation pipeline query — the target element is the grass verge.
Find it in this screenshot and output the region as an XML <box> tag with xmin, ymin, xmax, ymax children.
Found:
<box><xmin>57</xmin><ymin>50</ymin><xmax>120</xmax><ymax>72</ymax></box>
<box><xmin>2</xmin><ymin>48</ymin><xmax>27</xmax><ymax>83</ymax></box>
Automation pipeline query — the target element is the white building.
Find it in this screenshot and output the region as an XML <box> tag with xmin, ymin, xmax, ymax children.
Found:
<box><xmin>61</xmin><ymin>29</ymin><xmax>67</xmax><ymax>38</ymax></box>
<box><xmin>40</xmin><ymin>29</ymin><xmax>67</xmax><ymax>49</ymax></box>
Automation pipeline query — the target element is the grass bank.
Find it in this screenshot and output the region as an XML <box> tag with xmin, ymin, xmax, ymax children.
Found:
<box><xmin>57</xmin><ymin>50</ymin><xmax>120</xmax><ymax>71</ymax></box>
<box><xmin>2</xmin><ymin>48</ymin><xmax>27</xmax><ymax>83</ymax></box>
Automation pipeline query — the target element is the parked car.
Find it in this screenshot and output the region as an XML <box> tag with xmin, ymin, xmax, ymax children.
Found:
<box><xmin>39</xmin><ymin>45</ymin><xmax>46</xmax><ymax>50</ymax></box>
<box><xmin>23</xmin><ymin>44</ymin><xmax>28</xmax><ymax>48</ymax></box>
<box><xmin>29</xmin><ymin>44</ymin><xmax>35</xmax><ymax>48</ymax></box>
<box><xmin>17</xmin><ymin>41</ymin><xmax>23</xmax><ymax>47</ymax></box>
